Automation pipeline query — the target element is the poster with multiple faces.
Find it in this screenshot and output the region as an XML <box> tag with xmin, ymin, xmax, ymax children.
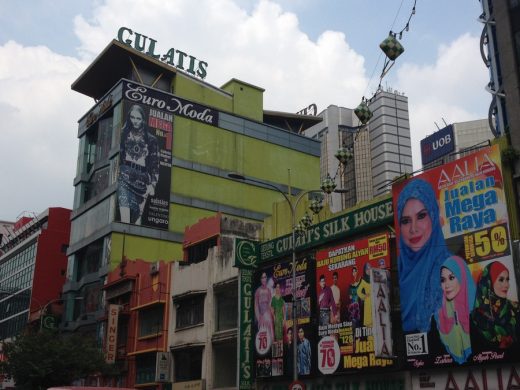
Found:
<box><xmin>392</xmin><ymin>144</ymin><xmax>520</xmax><ymax>368</ymax></box>
<box><xmin>252</xmin><ymin>255</ymin><xmax>315</xmax><ymax>378</ymax></box>
<box><xmin>115</xmin><ymin>98</ymin><xmax>172</xmax><ymax>229</ymax></box>
<box><xmin>314</xmin><ymin>233</ymin><xmax>394</xmax><ymax>374</ymax></box>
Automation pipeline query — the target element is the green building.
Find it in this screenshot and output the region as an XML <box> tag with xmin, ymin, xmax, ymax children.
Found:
<box><xmin>62</xmin><ymin>37</ymin><xmax>321</xmax><ymax>337</ymax></box>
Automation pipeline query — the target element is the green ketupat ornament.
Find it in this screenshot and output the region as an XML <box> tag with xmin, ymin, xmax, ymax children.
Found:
<box><xmin>380</xmin><ymin>34</ymin><xmax>405</xmax><ymax>61</ymax></box>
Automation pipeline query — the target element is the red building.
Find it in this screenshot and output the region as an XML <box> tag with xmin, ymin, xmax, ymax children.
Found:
<box><xmin>102</xmin><ymin>258</ymin><xmax>170</xmax><ymax>388</ymax></box>
<box><xmin>0</xmin><ymin>207</ymin><xmax>71</xmax><ymax>338</ymax></box>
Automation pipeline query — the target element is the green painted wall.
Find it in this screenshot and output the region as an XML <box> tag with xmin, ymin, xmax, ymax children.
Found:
<box><xmin>173</xmin><ymin>74</ymin><xmax>234</xmax><ymax>114</ymax></box>
<box><xmin>221</xmin><ymin>79</ymin><xmax>264</xmax><ymax>121</ymax></box>
<box><xmin>173</xmin><ymin>116</ymin><xmax>320</xmax><ymax>191</ymax></box>
<box><xmin>110</xmin><ymin>233</ymin><xmax>183</xmax><ymax>271</ymax></box>
<box><xmin>174</xmin><ymin>74</ymin><xmax>264</xmax><ymax>122</ymax></box>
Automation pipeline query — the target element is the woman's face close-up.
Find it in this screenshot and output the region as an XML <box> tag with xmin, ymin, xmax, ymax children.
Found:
<box><xmin>440</xmin><ymin>267</ymin><xmax>461</xmax><ymax>301</ymax></box>
<box><xmin>400</xmin><ymin>198</ymin><xmax>433</xmax><ymax>252</ymax></box>
<box><xmin>130</xmin><ymin>109</ymin><xmax>144</xmax><ymax>130</ymax></box>
<box><xmin>493</xmin><ymin>269</ymin><xmax>510</xmax><ymax>298</ymax></box>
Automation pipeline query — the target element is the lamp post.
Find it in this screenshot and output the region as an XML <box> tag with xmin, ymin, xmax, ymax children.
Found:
<box><xmin>228</xmin><ymin>173</ymin><xmax>347</xmax><ymax>384</ymax></box>
<box><xmin>39</xmin><ymin>296</ymin><xmax>83</xmax><ymax>330</ymax></box>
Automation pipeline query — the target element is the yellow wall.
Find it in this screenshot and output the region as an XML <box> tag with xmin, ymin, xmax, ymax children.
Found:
<box><xmin>173</xmin><ymin>117</ymin><xmax>320</xmax><ymax>191</ymax></box>
<box><xmin>220</xmin><ymin>79</ymin><xmax>264</xmax><ymax>121</ymax></box>
<box><xmin>110</xmin><ymin>232</ymin><xmax>183</xmax><ymax>271</ymax></box>
<box><xmin>494</xmin><ymin>137</ymin><xmax>520</xmax><ymax>240</ymax></box>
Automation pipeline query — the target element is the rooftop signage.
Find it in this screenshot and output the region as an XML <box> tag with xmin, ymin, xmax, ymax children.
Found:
<box><xmin>117</xmin><ymin>27</ymin><xmax>208</xmax><ymax>79</ymax></box>
<box><xmin>420</xmin><ymin>124</ymin><xmax>454</xmax><ymax>166</ymax></box>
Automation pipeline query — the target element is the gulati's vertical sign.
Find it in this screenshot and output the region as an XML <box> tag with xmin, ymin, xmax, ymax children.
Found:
<box><xmin>234</xmin><ymin>238</ymin><xmax>257</xmax><ymax>389</ymax></box>
<box><xmin>238</xmin><ymin>269</ymin><xmax>254</xmax><ymax>389</ymax></box>
<box><xmin>106</xmin><ymin>304</ymin><xmax>120</xmax><ymax>363</ymax></box>
<box><xmin>117</xmin><ymin>27</ymin><xmax>208</xmax><ymax>79</ymax></box>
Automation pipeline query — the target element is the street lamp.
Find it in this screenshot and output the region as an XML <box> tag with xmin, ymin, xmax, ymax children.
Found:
<box><xmin>39</xmin><ymin>296</ymin><xmax>83</xmax><ymax>330</ymax></box>
<box><xmin>227</xmin><ymin>172</ymin><xmax>347</xmax><ymax>383</ymax></box>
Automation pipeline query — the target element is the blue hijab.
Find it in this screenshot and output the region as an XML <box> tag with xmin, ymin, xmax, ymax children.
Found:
<box><xmin>397</xmin><ymin>179</ymin><xmax>450</xmax><ymax>332</ymax></box>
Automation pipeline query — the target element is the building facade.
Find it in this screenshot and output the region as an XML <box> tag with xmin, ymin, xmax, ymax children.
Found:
<box><xmin>0</xmin><ymin>207</ymin><xmax>71</xmax><ymax>340</ymax></box>
<box><xmin>238</xmin><ymin>141</ymin><xmax>520</xmax><ymax>390</ymax></box>
<box><xmin>480</xmin><ymin>0</ymin><xmax>520</xmax><ymax>231</ymax></box>
<box><xmin>62</xmin><ymin>35</ymin><xmax>321</xmax><ymax>386</ymax></box>
<box><xmin>169</xmin><ymin>214</ymin><xmax>260</xmax><ymax>389</ymax></box>
<box><xmin>304</xmin><ymin>89</ymin><xmax>413</xmax><ymax>211</ymax></box>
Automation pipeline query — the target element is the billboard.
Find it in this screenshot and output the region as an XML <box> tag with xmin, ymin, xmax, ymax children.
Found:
<box><xmin>116</xmin><ymin>96</ymin><xmax>172</xmax><ymax>229</ymax></box>
<box><xmin>314</xmin><ymin>233</ymin><xmax>394</xmax><ymax>374</ymax></box>
<box><xmin>420</xmin><ymin>125</ymin><xmax>455</xmax><ymax>166</ymax></box>
<box><xmin>253</xmin><ymin>255</ymin><xmax>315</xmax><ymax>378</ymax></box>
<box><xmin>410</xmin><ymin>364</ymin><xmax>520</xmax><ymax>389</ymax></box>
<box><xmin>392</xmin><ymin>144</ymin><xmax>520</xmax><ymax>369</ymax></box>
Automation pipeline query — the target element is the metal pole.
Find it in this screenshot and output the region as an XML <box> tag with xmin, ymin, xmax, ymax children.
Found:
<box><xmin>40</xmin><ymin>300</ymin><xmax>54</xmax><ymax>330</ymax></box>
<box><xmin>226</xmin><ymin>173</ymin><xmax>341</xmax><ymax>384</ymax></box>
<box><xmin>291</xmin><ymin>206</ymin><xmax>298</xmax><ymax>383</ymax></box>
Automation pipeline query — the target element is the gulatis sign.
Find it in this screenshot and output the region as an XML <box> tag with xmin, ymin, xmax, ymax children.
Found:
<box><xmin>392</xmin><ymin>144</ymin><xmax>520</xmax><ymax>369</ymax></box>
<box><xmin>315</xmin><ymin>233</ymin><xmax>393</xmax><ymax>374</ymax></box>
<box><xmin>253</xmin><ymin>255</ymin><xmax>315</xmax><ymax>378</ymax></box>
<box><xmin>117</xmin><ymin>27</ymin><xmax>208</xmax><ymax>79</ymax></box>
<box><xmin>238</xmin><ymin>268</ymin><xmax>254</xmax><ymax>389</ymax></box>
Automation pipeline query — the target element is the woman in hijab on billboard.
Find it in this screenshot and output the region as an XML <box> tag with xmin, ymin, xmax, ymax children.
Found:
<box><xmin>471</xmin><ymin>261</ymin><xmax>519</xmax><ymax>350</ymax></box>
<box><xmin>435</xmin><ymin>256</ymin><xmax>476</xmax><ymax>364</ymax></box>
<box><xmin>397</xmin><ymin>178</ymin><xmax>451</xmax><ymax>333</ymax></box>
<box><xmin>118</xmin><ymin>104</ymin><xmax>160</xmax><ymax>225</ymax></box>
<box><xmin>357</xmin><ymin>262</ymin><xmax>373</xmax><ymax>327</ymax></box>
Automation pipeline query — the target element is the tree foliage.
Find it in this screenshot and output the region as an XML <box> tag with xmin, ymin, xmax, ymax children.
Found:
<box><xmin>0</xmin><ymin>330</ymin><xmax>117</xmax><ymax>390</ymax></box>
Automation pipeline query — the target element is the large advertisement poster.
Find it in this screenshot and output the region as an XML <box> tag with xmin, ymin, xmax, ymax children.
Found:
<box><xmin>392</xmin><ymin>144</ymin><xmax>520</xmax><ymax>368</ymax></box>
<box><xmin>116</xmin><ymin>99</ymin><xmax>172</xmax><ymax>229</ymax></box>
<box><xmin>253</xmin><ymin>255</ymin><xmax>315</xmax><ymax>379</ymax></box>
<box><xmin>314</xmin><ymin>233</ymin><xmax>394</xmax><ymax>374</ymax></box>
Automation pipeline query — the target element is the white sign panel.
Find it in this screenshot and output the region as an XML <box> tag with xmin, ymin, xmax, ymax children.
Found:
<box><xmin>371</xmin><ymin>268</ymin><xmax>393</xmax><ymax>358</ymax></box>
<box><xmin>155</xmin><ymin>352</ymin><xmax>171</xmax><ymax>382</ymax></box>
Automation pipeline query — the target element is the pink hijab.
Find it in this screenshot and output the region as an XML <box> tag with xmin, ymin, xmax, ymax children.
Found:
<box><xmin>437</xmin><ymin>256</ymin><xmax>476</xmax><ymax>334</ymax></box>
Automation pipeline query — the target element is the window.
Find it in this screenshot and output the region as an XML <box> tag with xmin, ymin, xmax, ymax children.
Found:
<box><xmin>135</xmin><ymin>352</ymin><xmax>157</xmax><ymax>384</ymax></box>
<box><xmin>76</xmin><ymin>240</ymin><xmax>103</xmax><ymax>281</ymax></box>
<box><xmin>215</xmin><ymin>286</ymin><xmax>237</xmax><ymax>331</ymax></box>
<box><xmin>185</xmin><ymin>237</ymin><xmax>217</xmax><ymax>263</ymax></box>
<box><xmin>139</xmin><ymin>304</ymin><xmax>164</xmax><ymax>337</ymax></box>
<box><xmin>176</xmin><ymin>294</ymin><xmax>204</xmax><ymax>329</ymax></box>
<box><xmin>213</xmin><ymin>341</ymin><xmax>237</xmax><ymax>388</ymax></box>
<box><xmin>174</xmin><ymin>347</ymin><xmax>202</xmax><ymax>382</ymax></box>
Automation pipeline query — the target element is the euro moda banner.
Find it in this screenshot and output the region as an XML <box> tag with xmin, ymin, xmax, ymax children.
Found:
<box><xmin>314</xmin><ymin>233</ymin><xmax>394</xmax><ymax>374</ymax></box>
<box><xmin>253</xmin><ymin>255</ymin><xmax>315</xmax><ymax>379</ymax></box>
<box><xmin>115</xmin><ymin>98</ymin><xmax>172</xmax><ymax>229</ymax></box>
<box><xmin>392</xmin><ymin>144</ymin><xmax>520</xmax><ymax>369</ymax></box>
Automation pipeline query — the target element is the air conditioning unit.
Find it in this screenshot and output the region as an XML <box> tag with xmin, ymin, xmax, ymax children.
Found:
<box><xmin>150</xmin><ymin>261</ymin><xmax>160</xmax><ymax>275</ymax></box>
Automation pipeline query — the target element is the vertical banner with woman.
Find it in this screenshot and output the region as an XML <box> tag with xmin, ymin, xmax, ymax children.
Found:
<box><xmin>116</xmin><ymin>98</ymin><xmax>172</xmax><ymax>229</ymax></box>
<box><xmin>314</xmin><ymin>233</ymin><xmax>394</xmax><ymax>375</ymax></box>
<box><xmin>253</xmin><ymin>255</ymin><xmax>315</xmax><ymax>378</ymax></box>
<box><xmin>392</xmin><ymin>144</ymin><xmax>519</xmax><ymax>368</ymax></box>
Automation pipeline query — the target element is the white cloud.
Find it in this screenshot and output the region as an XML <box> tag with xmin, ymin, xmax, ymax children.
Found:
<box><xmin>73</xmin><ymin>0</ymin><xmax>367</xmax><ymax>112</ymax></box>
<box><xmin>394</xmin><ymin>33</ymin><xmax>489</xmax><ymax>169</ymax></box>
<box><xmin>0</xmin><ymin>0</ymin><xmax>489</xmax><ymax>220</ymax></box>
<box><xmin>0</xmin><ymin>41</ymin><xmax>90</xmax><ymax>219</ymax></box>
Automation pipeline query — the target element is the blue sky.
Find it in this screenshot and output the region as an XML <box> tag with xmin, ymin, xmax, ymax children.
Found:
<box><xmin>0</xmin><ymin>0</ymin><xmax>489</xmax><ymax>220</ymax></box>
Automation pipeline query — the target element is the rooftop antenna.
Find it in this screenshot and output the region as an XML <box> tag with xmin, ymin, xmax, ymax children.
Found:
<box><xmin>434</xmin><ymin>122</ymin><xmax>440</xmax><ymax>130</ymax></box>
<box><xmin>441</xmin><ymin>118</ymin><xmax>449</xmax><ymax>127</ymax></box>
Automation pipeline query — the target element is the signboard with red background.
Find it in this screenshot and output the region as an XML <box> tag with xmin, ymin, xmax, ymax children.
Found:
<box><xmin>314</xmin><ymin>233</ymin><xmax>393</xmax><ymax>374</ymax></box>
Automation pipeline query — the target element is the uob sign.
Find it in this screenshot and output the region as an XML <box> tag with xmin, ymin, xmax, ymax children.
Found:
<box><xmin>421</xmin><ymin>124</ymin><xmax>455</xmax><ymax>165</ymax></box>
